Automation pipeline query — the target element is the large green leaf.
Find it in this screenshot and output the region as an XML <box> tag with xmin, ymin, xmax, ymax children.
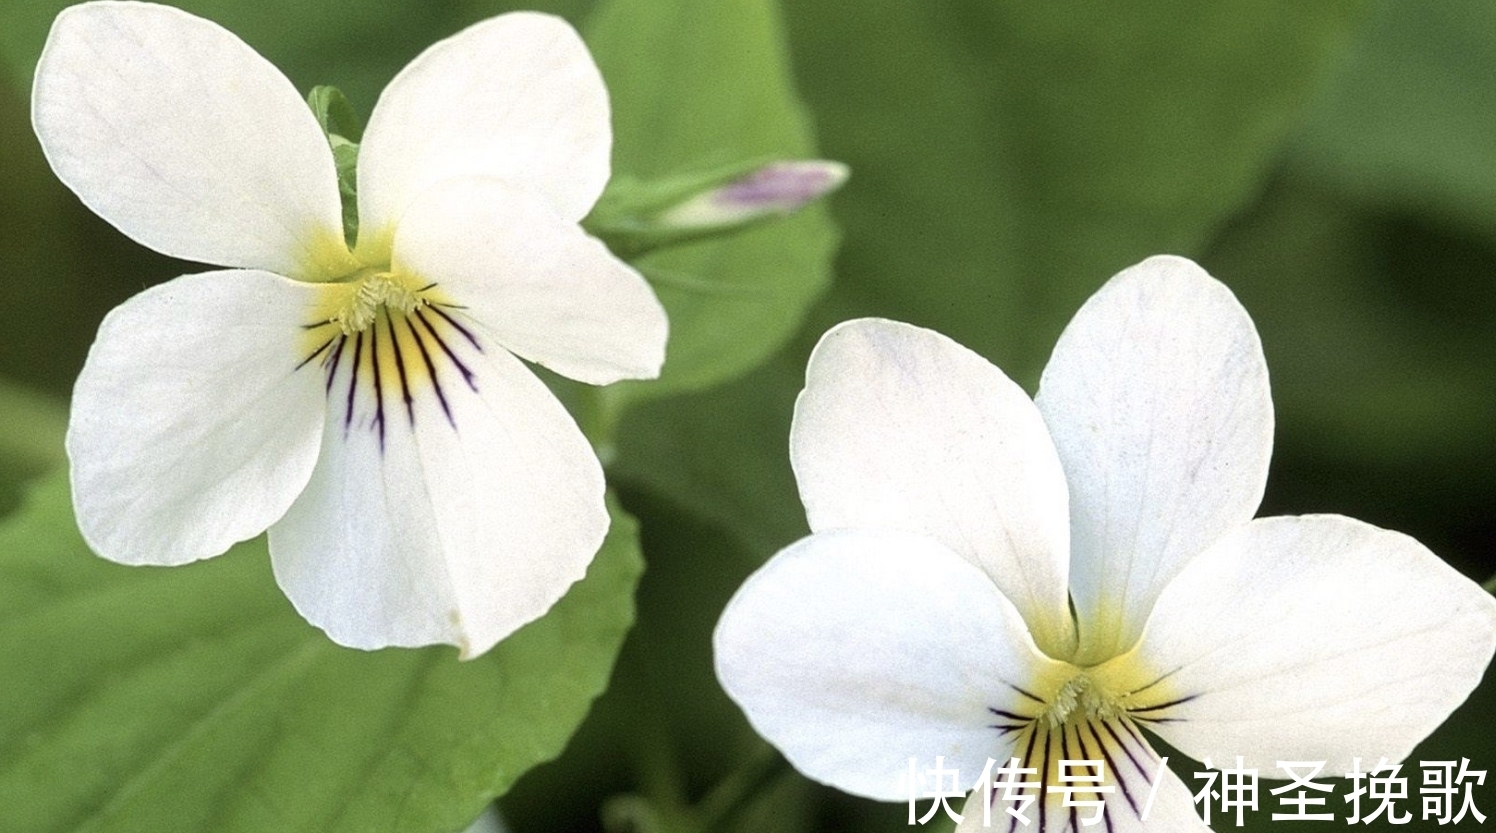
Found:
<box><xmin>616</xmin><ymin>0</ymin><xmax>1375</xmax><ymax>553</ymax></box>
<box><xmin>0</xmin><ymin>472</ymin><xmax>642</xmax><ymax>833</ymax></box>
<box><xmin>584</xmin><ymin>0</ymin><xmax>838</xmax><ymax>399</ymax></box>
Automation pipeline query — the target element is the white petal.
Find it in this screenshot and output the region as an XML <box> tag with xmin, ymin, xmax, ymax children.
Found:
<box><xmin>955</xmin><ymin>745</ymin><xmax>1208</xmax><ymax>833</ymax></box>
<box><xmin>790</xmin><ymin>319</ymin><xmax>1075</xmax><ymax>655</ymax></box>
<box><xmin>66</xmin><ymin>269</ymin><xmax>326</xmax><ymax>565</ymax></box>
<box><xmin>268</xmin><ymin>319</ymin><xmax>607</xmax><ymax>658</ymax></box>
<box><xmin>714</xmin><ymin>528</ymin><xmax>1064</xmax><ymax>801</ymax></box>
<box><xmin>32</xmin><ymin>2</ymin><xmax>347</xmax><ymax>277</ymax></box>
<box><xmin>356</xmin><ymin>11</ymin><xmax>610</xmax><ymax>243</ymax></box>
<box><xmin>1135</xmin><ymin>515</ymin><xmax>1496</xmax><ymax>773</ymax></box>
<box><xmin>1034</xmin><ymin>256</ymin><xmax>1273</xmax><ymax>662</ymax></box>
<box><xmin>391</xmin><ymin>177</ymin><xmax>666</xmax><ymax>385</ymax></box>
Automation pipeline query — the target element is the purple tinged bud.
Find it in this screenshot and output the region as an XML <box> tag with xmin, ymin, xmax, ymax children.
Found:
<box><xmin>661</xmin><ymin>160</ymin><xmax>848</xmax><ymax>229</ymax></box>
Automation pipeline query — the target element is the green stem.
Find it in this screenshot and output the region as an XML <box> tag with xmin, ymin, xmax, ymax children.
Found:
<box><xmin>1482</xmin><ymin>572</ymin><xmax>1496</xmax><ymax>595</ymax></box>
<box><xmin>692</xmin><ymin>742</ymin><xmax>790</xmax><ymax>831</ymax></box>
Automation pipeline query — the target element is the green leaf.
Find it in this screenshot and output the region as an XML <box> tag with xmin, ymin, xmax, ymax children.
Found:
<box><xmin>0</xmin><ymin>471</ymin><xmax>642</xmax><ymax>833</ymax></box>
<box><xmin>584</xmin><ymin>0</ymin><xmax>840</xmax><ymax>398</ymax></box>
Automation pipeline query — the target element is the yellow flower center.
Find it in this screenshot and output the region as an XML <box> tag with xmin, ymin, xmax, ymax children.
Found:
<box><xmin>971</xmin><ymin>652</ymin><xmax>1192</xmax><ymax>829</ymax></box>
<box><xmin>1039</xmin><ymin>671</ymin><xmax>1126</xmax><ymax>728</ymax></box>
<box><xmin>296</xmin><ymin>253</ymin><xmax>481</xmax><ymax>445</ymax></box>
<box><xmin>325</xmin><ymin>269</ymin><xmax>430</xmax><ymax>335</ymax></box>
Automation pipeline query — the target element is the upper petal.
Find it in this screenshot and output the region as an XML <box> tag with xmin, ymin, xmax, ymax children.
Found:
<box><xmin>1134</xmin><ymin>515</ymin><xmax>1496</xmax><ymax>772</ymax></box>
<box><xmin>66</xmin><ymin>269</ymin><xmax>326</xmax><ymax>565</ymax></box>
<box><xmin>1034</xmin><ymin>255</ymin><xmax>1273</xmax><ymax>662</ymax></box>
<box><xmin>268</xmin><ymin>317</ymin><xmax>608</xmax><ymax>658</ymax></box>
<box><xmin>391</xmin><ymin>177</ymin><xmax>667</xmax><ymax>385</ymax></box>
<box><xmin>356</xmin><ymin>11</ymin><xmax>611</xmax><ymax>244</ymax></box>
<box><xmin>32</xmin><ymin>1</ymin><xmax>347</xmax><ymax>277</ymax></box>
<box><xmin>714</xmin><ymin>528</ymin><xmax>1064</xmax><ymax>801</ymax></box>
<box><xmin>790</xmin><ymin>319</ymin><xmax>1075</xmax><ymax>656</ymax></box>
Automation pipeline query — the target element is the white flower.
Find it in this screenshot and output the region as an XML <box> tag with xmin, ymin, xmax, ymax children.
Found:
<box><xmin>713</xmin><ymin>256</ymin><xmax>1496</xmax><ymax>830</ymax></box>
<box><xmin>33</xmin><ymin>1</ymin><xmax>667</xmax><ymax>658</ymax></box>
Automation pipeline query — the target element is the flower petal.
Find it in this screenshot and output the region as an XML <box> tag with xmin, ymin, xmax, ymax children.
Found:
<box><xmin>955</xmin><ymin>748</ymin><xmax>1208</xmax><ymax>833</ymax></box>
<box><xmin>32</xmin><ymin>2</ymin><xmax>346</xmax><ymax>277</ymax></box>
<box><xmin>1134</xmin><ymin>515</ymin><xmax>1496</xmax><ymax>772</ymax></box>
<box><xmin>267</xmin><ymin>324</ymin><xmax>607</xmax><ymax>658</ymax></box>
<box><xmin>356</xmin><ymin>11</ymin><xmax>610</xmax><ymax>243</ymax></box>
<box><xmin>714</xmin><ymin>527</ymin><xmax>1064</xmax><ymax>801</ymax></box>
<box><xmin>391</xmin><ymin>177</ymin><xmax>666</xmax><ymax>385</ymax></box>
<box><xmin>790</xmin><ymin>319</ymin><xmax>1075</xmax><ymax>655</ymax></box>
<box><xmin>1034</xmin><ymin>256</ymin><xmax>1273</xmax><ymax>662</ymax></box>
<box><xmin>66</xmin><ymin>269</ymin><xmax>327</xmax><ymax>565</ymax></box>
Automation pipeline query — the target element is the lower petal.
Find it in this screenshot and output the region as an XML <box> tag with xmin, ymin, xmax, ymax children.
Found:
<box><xmin>66</xmin><ymin>270</ymin><xmax>325</xmax><ymax>565</ymax></box>
<box><xmin>714</xmin><ymin>528</ymin><xmax>1062</xmax><ymax>801</ymax></box>
<box><xmin>954</xmin><ymin>724</ymin><xmax>1208</xmax><ymax>833</ymax></box>
<box><xmin>267</xmin><ymin>323</ymin><xmax>607</xmax><ymax>658</ymax></box>
<box><xmin>1134</xmin><ymin>515</ymin><xmax>1496</xmax><ymax>772</ymax></box>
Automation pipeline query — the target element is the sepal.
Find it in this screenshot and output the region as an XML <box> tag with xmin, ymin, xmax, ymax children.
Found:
<box><xmin>306</xmin><ymin>85</ymin><xmax>363</xmax><ymax>246</ymax></box>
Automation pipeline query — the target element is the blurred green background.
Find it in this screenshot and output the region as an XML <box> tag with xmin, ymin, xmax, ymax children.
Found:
<box><xmin>1</xmin><ymin>0</ymin><xmax>1493</xmax><ymax>831</ymax></box>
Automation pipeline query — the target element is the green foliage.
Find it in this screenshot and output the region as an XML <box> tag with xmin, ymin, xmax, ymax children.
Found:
<box><xmin>0</xmin><ymin>472</ymin><xmax>642</xmax><ymax>833</ymax></box>
<box><xmin>3</xmin><ymin>0</ymin><xmax>1496</xmax><ymax>831</ymax></box>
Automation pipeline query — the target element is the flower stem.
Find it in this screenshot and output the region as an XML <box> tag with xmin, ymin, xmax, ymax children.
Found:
<box><xmin>1482</xmin><ymin>572</ymin><xmax>1496</xmax><ymax>595</ymax></box>
<box><xmin>691</xmin><ymin>742</ymin><xmax>789</xmax><ymax>831</ymax></box>
<box><xmin>601</xmin><ymin>741</ymin><xmax>790</xmax><ymax>833</ymax></box>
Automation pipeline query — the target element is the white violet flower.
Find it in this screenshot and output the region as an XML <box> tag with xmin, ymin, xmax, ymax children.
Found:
<box><xmin>714</xmin><ymin>256</ymin><xmax>1496</xmax><ymax>830</ymax></box>
<box><xmin>33</xmin><ymin>1</ymin><xmax>667</xmax><ymax>658</ymax></box>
